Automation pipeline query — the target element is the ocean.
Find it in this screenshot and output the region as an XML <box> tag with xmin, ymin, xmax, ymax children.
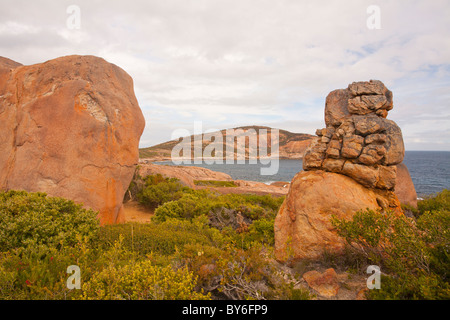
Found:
<box><xmin>155</xmin><ymin>151</ymin><xmax>450</xmax><ymax>197</ymax></box>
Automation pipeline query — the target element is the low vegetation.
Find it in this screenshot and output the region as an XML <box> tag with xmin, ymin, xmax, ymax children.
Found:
<box><xmin>194</xmin><ymin>180</ymin><xmax>238</xmax><ymax>188</ymax></box>
<box><xmin>331</xmin><ymin>189</ymin><xmax>450</xmax><ymax>300</ymax></box>
<box><xmin>0</xmin><ymin>180</ymin><xmax>448</xmax><ymax>300</ymax></box>
<box><xmin>0</xmin><ymin>179</ymin><xmax>307</xmax><ymax>300</ymax></box>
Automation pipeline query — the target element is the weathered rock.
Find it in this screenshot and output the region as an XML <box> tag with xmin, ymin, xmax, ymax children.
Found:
<box><xmin>341</xmin><ymin>162</ymin><xmax>379</xmax><ymax>188</ymax></box>
<box><xmin>0</xmin><ymin>55</ymin><xmax>145</xmax><ymax>224</ymax></box>
<box><xmin>337</xmin><ymin>118</ymin><xmax>356</xmax><ymax>137</ymax></box>
<box><xmin>365</xmin><ymin>133</ymin><xmax>387</xmax><ymax>145</ymax></box>
<box><xmin>352</xmin><ymin>115</ymin><xmax>404</xmax><ymax>166</ymax></box>
<box><xmin>380</xmin><ymin>119</ymin><xmax>405</xmax><ymax>165</ymax></box>
<box><xmin>348</xmin><ymin>92</ymin><xmax>390</xmax><ymax>115</ymax></box>
<box><xmin>324</xmin><ymin>89</ymin><xmax>350</xmax><ymax>127</ymax></box>
<box><xmin>348</xmin><ymin>80</ymin><xmax>393</xmax><ymax>110</ymax></box>
<box><xmin>305</xmin><ymin>82</ymin><xmax>404</xmax><ymax>187</ymax></box>
<box><xmin>303</xmin><ymin>268</ymin><xmax>340</xmax><ymax>298</ymax></box>
<box><xmin>325</xmin><ymin>139</ymin><xmax>342</xmax><ymax>159</ymax></box>
<box><xmin>356</xmin><ymin>288</ymin><xmax>369</xmax><ymax>300</ymax></box>
<box><xmin>274</xmin><ymin>170</ymin><xmax>401</xmax><ymax>262</ymax></box>
<box><xmin>377</xmin><ymin>165</ymin><xmax>397</xmax><ymax>190</ymax></box>
<box><xmin>341</xmin><ymin>135</ymin><xmax>364</xmax><ymax>158</ymax></box>
<box><xmin>325</xmin><ymin>80</ymin><xmax>393</xmax><ymax>128</ymax></box>
<box><xmin>303</xmin><ymin>138</ymin><xmax>327</xmax><ymax>170</ymax></box>
<box><xmin>322</xmin><ymin>158</ymin><xmax>345</xmax><ymax>173</ymax></box>
<box><xmin>340</xmin><ymin>161</ymin><xmax>396</xmax><ymax>191</ymax></box>
<box><xmin>270</xmin><ymin>181</ymin><xmax>290</xmax><ymax>188</ymax></box>
<box><xmin>353</xmin><ymin>115</ymin><xmax>385</xmax><ymax>136</ymax></box>
<box><xmin>358</xmin><ymin>144</ymin><xmax>386</xmax><ymax>165</ymax></box>
<box><xmin>276</xmin><ymin>80</ymin><xmax>411</xmax><ymax>264</ymax></box>
<box><xmin>395</xmin><ymin>163</ymin><xmax>418</xmax><ymax>208</ymax></box>
<box><xmin>276</xmin><ymin>80</ymin><xmax>410</xmax><ymax>264</ymax></box>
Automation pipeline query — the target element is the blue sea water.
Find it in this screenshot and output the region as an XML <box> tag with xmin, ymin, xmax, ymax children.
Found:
<box><xmin>155</xmin><ymin>151</ymin><xmax>450</xmax><ymax>197</ymax></box>
<box><xmin>402</xmin><ymin>151</ymin><xmax>450</xmax><ymax>197</ymax></box>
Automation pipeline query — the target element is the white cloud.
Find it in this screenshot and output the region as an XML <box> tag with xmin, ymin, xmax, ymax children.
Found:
<box><xmin>0</xmin><ymin>0</ymin><xmax>449</xmax><ymax>149</ymax></box>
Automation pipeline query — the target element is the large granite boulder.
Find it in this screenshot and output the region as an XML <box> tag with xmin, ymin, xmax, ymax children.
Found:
<box><xmin>0</xmin><ymin>55</ymin><xmax>145</xmax><ymax>224</ymax></box>
<box><xmin>395</xmin><ymin>163</ymin><xmax>418</xmax><ymax>208</ymax></box>
<box><xmin>274</xmin><ymin>170</ymin><xmax>401</xmax><ymax>262</ymax></box>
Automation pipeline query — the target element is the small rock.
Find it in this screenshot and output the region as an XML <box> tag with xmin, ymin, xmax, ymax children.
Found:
<box><xmin>365</xmin><ymin>133</ymin><xmax>387</xmax><ymax>145</ymax></box>
<box><xmin>303</xmin><ymin>268</ymin><xmax>340</xmax><ymax>298</ymax></box>
<box><xmin>322</xmin><ymin>159</ymin><xmax>345</xmax><ymax>173</ymax></box>
<box><xmin>356</xmin><ymin>288</ymin><xmax>368</xmax><ymax>300</ymax></box>
<box><xmin>358</xmin><ymin>145</ymin><xmax>386</xmax><ymax>165</ymax></box>
<box><xmin>341</xmin><ymin>135</ymin><xmax>364</xmax><ymax>159</ymax></box>
<box><xmin>342</xmin><ymin>161</ymin><xmax>379</xmax><ymax>188</ymax></box>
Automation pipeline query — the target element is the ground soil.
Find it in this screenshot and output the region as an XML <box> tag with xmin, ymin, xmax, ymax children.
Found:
<box><xmin>123</xmin><ymin>201</ymin><xmax>154</xmax><ymax>223</ymax></box>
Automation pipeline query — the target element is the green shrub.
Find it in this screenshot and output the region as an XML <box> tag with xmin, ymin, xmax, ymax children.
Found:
<box><xmin>331</xmin><ymin>208</ymin><xmax>450</xmax><ymax>300</ymax></box>
<box><xmin>246</xmin><ymin>218</ymin><xmax>275</xmax><ymax>245</ymax></box>
<box><xmin>153</xmin><ymin>193</ymin><xmax>215</xmax><ymax>222</ymax></box>
<box><xmin>97</xmin><ymin>217</ymin><xmax>225</xmax><ymax>256</ymax></box>
<box><xmin>368</xmin><ymin>272</ymin><xmax>450</xmax><ymax>300</ymax></box>
<box><xmin>153</xmin><ymin>191</ymin><xmax>284</xmax><ymax>224</ymax></box>
<box><xmin>417</xmin><ymin>209</ymin><xmax>450</xmax><ymax>280</ymax></box>
<box><xmin>214</xmin><ymin>243</ymin><xmax>310</xmax><ymax>300</ymax></box>
<box><xmin>0</xmin><ymin>190</ymin><xmax>99</xmax><ymax>252</ymax></box>
<box><xmin>332</xmin><ymin>209</ymin><xmax>430</xmax><ymax>273</ymax></box>
<box><xmin>80</xmin><ymin>259</ymin><xmax>210</xmax><ymax>300</ymax></box>
<box><xmin>137</xmin><ymin>178</ymin><xmax>190</xmax><ymax>209</ymax></box>
<box><xmin>418</xmin><ymin>189</ymin><xmax>450</xmax><ymax>215</ymax></box>
<box><xmin>194</xmin><ymin>180</ymin><xmax>238</xmax><ymax>187</ymax></box>
<box><xmin>0</xmin><ymin>237</ymin><xmax>111</xmax><ymax>300</ymax></box>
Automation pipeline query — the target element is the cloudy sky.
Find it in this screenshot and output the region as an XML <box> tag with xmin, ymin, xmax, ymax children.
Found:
<box><xmin>1</xmin><ymin>0</ymin><xmax>449</xmax><ymax>150</ymax></box>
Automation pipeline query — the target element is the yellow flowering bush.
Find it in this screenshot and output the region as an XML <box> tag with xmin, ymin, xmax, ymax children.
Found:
<box><xmin>0</xmin><ymin>190</ymin><xmax>99</xmax><ymax>251</ymax></box>
<box><xmin>80</xmin><ymin>259</ymin><xmax>210</xmax><ymax>300</ymax></box>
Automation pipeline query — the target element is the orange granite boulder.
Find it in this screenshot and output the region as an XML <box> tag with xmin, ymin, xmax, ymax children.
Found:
<box><xmin>0</xmin><ymin>55</ymin><xmax>145</xmax><ymax>224</ymax></box>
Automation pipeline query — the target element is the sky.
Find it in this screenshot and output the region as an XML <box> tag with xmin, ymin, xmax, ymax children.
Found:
<box><xmin>1</xmin><ymin>0</ymin><xmax>449</xmax><ymax>150</ymax></box>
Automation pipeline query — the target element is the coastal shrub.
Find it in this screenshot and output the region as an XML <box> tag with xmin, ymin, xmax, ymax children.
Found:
<box><xmin>194</xmin><ymin>180</ymin><xmax>238</xmax><ymax>187</ymax></box>
<box><xmin>0</xmin><ymin>190</ymin><xmax>99</xmax><ymax>252</ymax></box>
<box><xmin>215</xmin><ymin>244</ymin><xmax>271</xmax><ymax>300</ymax></box>
<box><xmin>0</xmin><ymin>245</ymin><xmax>73</xmax><ymax>300</ymax></box>
<box><xmin>153</xmin><ymin>193</ymin><xmax>215</xmax><ymax>222</ymax></box>
<box><xmin>214</xmin><ymin>243</ymin><xmax>310</xmax><ymax>300</ymax></box>
<box><xmin>416</xmin><ymin>209</ymin><xmax>450</xmax><ymax>280</ymax></box>
<box><xmin>153</xmin><ymin>190</ymin><xmax>284</xmax><ymax>224</ymax></box>
<box><xmin>174</xmin><ymin>242</ymin><xmax>225</xmax><ymax>294</ymax></box>
<box><xmin>80</xmin><ymin>259</ymin><xmax>210</xmax><ymax>300</ymax></box>
<box><xmin>213</xmin><ymin>194</ymin><xmax>284</xmax><ymax>218</ymax></box>
<box><xmin>137</xmin><ymin>176</ymin><xmax>190</xmax><ymax>209</ymax></box>
<box><xmin>246</xmin><ymin>218</ymin><xmax>276</xmax><ymax>245</ymax></box>
<box><xmin>0</xmin><ymin>235</ymin><xmax>118</xmax><ymax>300</ymax></box>
<box><xmin>332</xmin><ymin>208</ymin><xmax>450</xmax><ymax>300</ymax></box>
<box><xmin>97</xmin><ymin>217</ymin><xmax>225</xmax><ymax>256</ymax></box>
<box><xmin>417</xmin><ymin>189</ymin><xmax>450</xmax><ymax>215</ymax></box>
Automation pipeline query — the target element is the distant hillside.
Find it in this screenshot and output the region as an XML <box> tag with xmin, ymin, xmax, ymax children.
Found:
<box><xmin>139</xmin><ymin>125</ymin><xmax>315</xmax><ymax>160</ymax></box>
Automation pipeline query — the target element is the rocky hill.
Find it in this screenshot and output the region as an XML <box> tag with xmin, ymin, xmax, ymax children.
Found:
<box><xmin>139</xmin><ymin>125</ymin><xmax>314</xmax><ymax>160</ymax></box>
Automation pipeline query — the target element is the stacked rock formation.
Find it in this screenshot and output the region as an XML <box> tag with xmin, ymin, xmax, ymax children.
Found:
<box><xmin>303</xmin><ymin>80</ymin><xmax>404</xmax><ymax>194</ymax></box>
<box><xmin>0</xmin><ymin>55</ymin><xmax>145</xmax><ymax>225</ymax></box>
<box><xmin>274</xmin><ymin>80</ymin><xmax>406</xmax><ymax>262</ymax></box>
